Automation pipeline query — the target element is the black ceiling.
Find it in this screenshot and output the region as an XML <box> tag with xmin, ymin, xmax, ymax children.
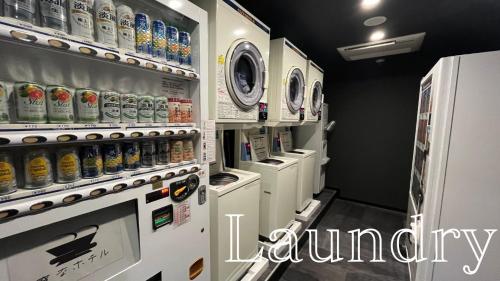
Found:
<box><xmin>237</xmin><ymin>0</ymin><xmax>500</xmax><ymax>80</ymax></box>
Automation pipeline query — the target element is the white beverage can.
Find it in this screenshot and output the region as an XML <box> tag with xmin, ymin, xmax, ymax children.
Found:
<box><xmin>69</xmin><ymin>0</ymin><xmax>95</xmax><ymax>40</ymax></box>
<box><xmin>14</xmin><ymin>82</ymin><xmax>47</xmax><ymax>123</ymax></box>
<box><xmin>75</xmin><ymin>88</ymin><xmax>99</xmax><ymax>123</ymax></box>
<box><xmin>0</xmin><ymin>82</ymin><xmax>11</xmax><ymax>123</ymax></box>
<box><xmin>116</xmin><ymin>4</ymin><xmax>135</xmax><ymax>51</ymax></box>
<box><xmin>120</xmin><ymin>93</ymin><xmax>137</xmax><ymax>123</ymax></box>
<box><xmin>95</xmin><ymin>0</ymin><xmax>117</xmax><ymax>47</ymax></box>
<box><xmin>40</xmin><ymin>0</ymin><xmax>68</xmax><ymax>32</ymax></box>
<box><xmin>154</xmin><ymin>96</ymin><xmax>168</xmax><ymax>123</ymax></box>
<box><xmin>138</xmin><ymin>95</ymin><xmax>154</xmax><ymax>123</ymax></box>
<box><xmin>46</xmin><ymin>85</ymin><xmax>74</xmax><ymax>123</ymax></box>
<box><xmin>99</xmin><ymin>90</ymin><xmax>120</xmax><ymax>123</ymax></box>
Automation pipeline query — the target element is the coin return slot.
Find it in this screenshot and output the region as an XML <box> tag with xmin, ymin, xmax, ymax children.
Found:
<box><xmin>0</xmin><ymin>138</ymin><xmax>10</xmax><ymax>145</ymax></box>
<box><xmin>48</xmin><ymin>39</ymin><xmax>70</xmax><ymax>49</ymax></box>
<box><xmin>113</xmin><ymin>183</ymin><xmax>128</xmax><ymax>192</ymax></box>
<box><xmin>150</xmin><ymin>175</ymin><xmax>162</xmax><ymax>182</ymax></box>
<box><xmin>127</xmin><ymin>58</ymin><xmax>140</xmax><ymax>65</ymax></box>
<box><xmin>30</xmin><ymin>201</ymin><xmax>54</xmax><ymax>211</ymax></box>
<box><xmin>86</xmin><ymin>133</ymin><xmax>103</xmax><ymax>140</ymax></box>
<box><xmin>63</xmin><ymin>194</ymin><xmax>82</xmax><ymax>204</ymax></box>
<box><xmin>89</xmin><ymin>188</ymin><xmax>106</xmax><ymax>197</ymax></box>
<box><xmin>189</xmin><ymin>258</ymin><xmax>204</xmax><ymax>280</ymax></box>
<box><xmin>149</xmin><ymin>131</ymin><xmax>160</xmax><ymax>137</ymax></box>
<box><xmin>110</xmin><ymin>132</ymin><xmax>125</xmax><ymax>139</ymax></box>
<box><xmin>162</xmin><ymin>66</ymin><xmax>173</xmax><ymax>72</ymax></box>
<box><xmin>133</xmin><ymin>179</ymin><xmax>146</xmax><ymax>187</ymax></box>
<box><xmin>165</xmin><ymin>172</ymin><xmax>175</xmax><ymax>179</ymax></box>
<box><xmin>0</xmin><ymin>209</ymin><xmax>19</xmax><ymax>220</ymax></box>
<box><xmin>105</xmin><ymin>52</ymin><xmax>120</xmax><ymax>61</ymax></box>
<box><xmin>10</xmin><ymin>30</ymin><xmax>37</xmax><ymax>42</ymax></box>
<box><xmin>22</xmin><ymin>136</ymin><xmax>47</xmax><ymax>144</ymax></box>
<box><xmin>131</xmin><ymin>132</ymin><xmax>144</xmax><ymax>138</ymax></box>
<box><xmin>79</xmin><ymin>46</ymin><xmax>98</xmax><ymax>56</ymax></box>
<box><xmin>57</xmin><ymin>134</ymin><xmax>77</xmax><ymax>142</ymax></box>
<box><xmin>165</xmin><ymin>130</ymin><xmax>175</xmax><ymax>136</ymax></box>
<box><xmin>146</xmin><ymin>62</ymin><xmax>157</xmax><ymax>69</ymax></box>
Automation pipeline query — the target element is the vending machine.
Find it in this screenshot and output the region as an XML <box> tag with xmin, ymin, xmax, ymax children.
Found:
<box><xmin>0</xmin><ymin>1</ymin><xmax>212</xmax><ymax>280</ymax></box>
<box><xmin>405</xmin><ymin>51</ymin><xmax>500</xmax><ymax>281</ymax></box>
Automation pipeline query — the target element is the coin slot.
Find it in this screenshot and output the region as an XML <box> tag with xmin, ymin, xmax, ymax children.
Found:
<box><xmin>110</xmin><ymin>132</ymin><xmax>125</xmax><ymax>139</ymax></box>
<box><xmin>165</xmin><ymin>172</ymin><xmax>175</xmax><ymax>179</ymax></box>
<box><xmin>63</xmin><ymin>194</ymin><xmax>82</xmax><ymax>204</ymax></box>
<box><xmin>90</xmin><ymin>188</ymin><xmax>106</xmax><ymax>197</ymax></box>
<box><xmin>30</xmin><ymin>201</ymin><xmax>54</xmax><ymax>211</ymax></box>
<box><xmin>86</xmin><ymin>133</ymin><xmax>103</xmax><ymax>140</ymax></box>
<box><xmin>0</xmin><ymin>209</ymin><xmax>19</xmax><ymax>220</ymax></box>
<box><xmin>22</xmin><ymin>136</ymin><xmax>47</xmax><ymax>144</ymax></box>
<box><xmin>131</xmin><ymin>132</ymin><xmax>143</xmax><ymax>138</ymax></box>
<box><xmin>162</xmin><ymin>66</ymin><xmax>173</xmax><ymax>73</ymax></box>
<box><xmin>150</xmin><ymin>175</ymin><xmax>162</xmax><ymax>183</ymax></box>
<box><xmin>189</xmin><ymin>258</ymin><xmax>204</xmax><ymax>280</ymax></box>
<box><xmin>57</xmin><ymin>134</ymin><xmax>77</xmax><ymax>142</ymax></box>
<box><xmin>133</xmin><ymin>179</ymin><xmax>146</xmax><ymax>187</ymax></box>
<box><xmin>149</xmin><ymin>131</ymin><xmax>160</xmax><ymax>137</ymax></box>
<box><xmin>10</xmin><ymin>30</ymin><xmax>37</xmax><ymax>42</ymax></box>
<box><xmin>0</xmin><ymin>138</ymin><xmax>10</xmax><ymax>145</ymax></box>
<box><xmin>48</xmin><ymin>39</ymin><xmax>70</xmax><ymax>49</ymax></box>
<box><xmin>113</xmin><ymin>183</ymin><xmax>128</xmax><ymax>192</ymax></box>
<box><xmin>105</xmin><ymin>52</ymin><xmax>120</xmax><ymax>61</ymax></box>
<box><xmin>126</xmin><ymin>58</ymin><xmax>140</xmax><ymax>65</ymax></box>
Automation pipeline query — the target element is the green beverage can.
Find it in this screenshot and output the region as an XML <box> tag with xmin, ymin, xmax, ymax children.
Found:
<box><xmin>138</xmin><ymin>95</ymin><xmax>154</xmax><ymax>123</ymax></box>
<box><xmin>14</xmin><ymin>82</ymin><xmax>47</xmax><ymax>123</ymax></box>
<box><xmin>99</xmin><ymin>91</ymin><xmax>121</xmax><ymax>123</ymax></box>
<box><xmin>154</xmin><ymin>96</ymin><xmax>168</xmax><ymax>123</ymax></box>
<box><xmin>46</xmin><ymin>86</ymin><xmax>74</xmax><ymax>123</ymax></box>
<box><xmin>120</xmin><ymin>93</ymin><xmax>138</xmax><ymax>123</ymax></box>
<box><xmin>75</xmin><ymin>89</ymin><xmax>99</xmax><ymax>123</ymax></box>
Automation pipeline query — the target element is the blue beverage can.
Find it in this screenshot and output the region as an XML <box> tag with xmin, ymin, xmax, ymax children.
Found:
<box><xmin>152</xmin><ymin>20</ymin><xmax>167</xmax><ymax>59</ymax></box>
<box><xmin>178</xmin><ymin>31</ymin><xmax>192</xmax><ymax>67</ymax></box>
<box><xmin>135</xmin><ymin>12</ymin><xmax>152</xmax><ymax>55</ymax></box>
<box><xmin>102</xmin><ymin>143</ymin><xmax>124</xmax><ymax>174</ymax></box>
<box><xmin>166</xmin><ymin>25</ymin><xmax>179</xmax><ymax>64</ymax></box>
<box><xmin>123</xmin><ymin>142</ymin><xmax>141</xmax><ymax>170</ymax></box>
<box><xmin>80</xmin><ymin>145</ymin><xmax>103</xmax><ymax>178</ymax></box>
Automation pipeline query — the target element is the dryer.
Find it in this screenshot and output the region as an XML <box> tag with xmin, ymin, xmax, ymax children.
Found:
<box><xmin>304</xmin><ymin>60</ymin><xmax>324</xmax><ymax>123</ymax></box>
<box><xmin>193</xmin><ymin>0</ymin><xmax>270</xmax><ymax>123</ymax></box>
<box><xmin>238</xmin><ymin>133</ymin><xmax>301</xmax><ymax>239</ymax></box>
<box><xmin>267</xmin><ymin>38</ymin><xmax>308</xmax><ymax>126</ymax></box>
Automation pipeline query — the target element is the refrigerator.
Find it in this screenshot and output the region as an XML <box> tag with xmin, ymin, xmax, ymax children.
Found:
<box><xmin>405</xmin><ymin>51</ymin><xmax>500</xmax><ymax>281</ymax></box>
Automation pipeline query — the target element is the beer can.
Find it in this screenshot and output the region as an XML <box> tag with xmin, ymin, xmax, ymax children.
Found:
<box><xmin>116</xmin><ymin>4</ymin><xmax>135</xmax><ymax>51</ymax></box>
<box><xmin>156</xmin><ymin>140</ymin><xmax>170</xmax><ymax>165</ymax></box>
<box><xmin>154</xmin><ymin>96</ymin><xmax>168</xmax><ymax>123</ymax></box>
<box><xmin>24</xmin><ymin>149</ymin><xmax>53</xmax><ymax>189</ymax></box>
<box><xmin>141</xmin><ymin>141</ymin><xmax>156</xmax><ymax>167</ymax></box>
<box><xmin>120</xmin><ymin>93</ymin><xmax>138</xmax><ymax>123</ymax></box>
<box><xmin>152</xmin><ymin>20</ymin><xmax>167</xmax><ymax>59</ymax></box>
<box><xmin>135</xmin><ymin>12</ymin><xmax>152</xmax><ymax>56</ymax></box>
<box><xmin>3</xmin><ymin>0</ymin><xmax>37</xmax><ymax>25</ymax></box>
<box><xmin>46</xmin><ymin>86</ymin><xmax>74</xmax><ymax>123</ymax></box>
<box><xmin>166</xmin><ymin>25</ymin><xmax>179</xmax><ymax>64</ymax></box>
<box><xmin>123</xmin><ymin>142</ymin><xmax>140</xmax><ymax>170</ymax></box>
<box><xmin>178</xmin><ymin>31</ymin><xmax>192</xmax><ymax>68</ymax></box>
<box><xmin>0</xmin><ymin>82</ymin><xmax>11</xmax><ymax>123</ymax></box>
<box><xmin>14</xmin><ymin>82</ymin><xmax>47</xmax><ymax>124</ymax></box>
<box><xmin>99</xmin><ymin>90</ymin><xmax>121</xmax><ymax>123</ymax></box>
<box><xmin>138</xmin><ymin>95</ymin><xmax>154</xmax><ymax>123</ymax></box>
<box><xmin>40</xmin><ymin>0</ymin><xmax>68</xmax><ymax>32</ymax></box>
<box><xmin>69</xmin><ymin>0</ymin><xmax>95</xmax><ymax>40</ymax></box>
<box><xmin>56</xmin><ymin>147</ymin><xmax>81</xmax><ymax>183</ymax></box>
<box><xmin>0</xmin><ymin>153</ymin><xmax>17</xmax><ymax>195</ymax></box>
<box><xmin>80</xmin><ymin>145</ymin><xmax>103</xmax><ymax>178</ymax></box>
<box><xmin>75</xmin><ymin>89</ymin><xmax>99</xmax><ymax>123</ymax></box>
<box><xmin>95</xmin><ymin>0</ymin><xmax>117</xmax><ymax>47</ymax></box>
<box><xmin>103</xmin><ymin>143</ymin><xmax>123</xmax><ymax>174</ymax></box>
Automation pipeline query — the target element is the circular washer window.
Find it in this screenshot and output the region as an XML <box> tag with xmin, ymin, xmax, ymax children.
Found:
<box><xmin>310</xmin><ymin>81</ymin><xmax>322</xmax><ymax>116</ymax></box>
<box><xmin>285</xmin><ymin>68</ymin><xmax>305</xmax><ymax>113</ymax></box>
<box><xmin>226</xmin><ymin>41</ymin><xmax>266</xmax><ymax>111</ymax></box>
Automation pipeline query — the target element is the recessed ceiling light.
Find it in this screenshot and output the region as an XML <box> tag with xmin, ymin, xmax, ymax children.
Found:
<box><xmin>361</xmin><ymin>0</ymin><xmax>381</xmax><ymax>10</ymax></box>
<box><xmin>364</xmin><ymin>16</ymin><xmax>387</xmax><ymax>27</ymax></box>
<box><xmin>370</xmin><ymin>30</ymin><xmax>386</xmax><ymax>41</ymax></box>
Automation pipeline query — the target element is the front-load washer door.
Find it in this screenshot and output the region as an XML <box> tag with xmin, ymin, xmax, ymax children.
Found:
<box><xmin>225</xmin><ymin>40</ymin><xmax>266</xmax><ymax>111</ymax></box>
<box><xmin>285</xmin><ymin>67</ymin><xmax>305</xmax><ymax>113</ymax></box>
<box><xmin>310</xmin><ymin>81</ymin><xmax>322</xmax><ymax>116</ymax></box>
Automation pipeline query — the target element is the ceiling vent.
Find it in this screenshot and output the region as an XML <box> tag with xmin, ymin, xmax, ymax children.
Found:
<box><xmin>337</xmin><ymin>32</ymin><xmax>426</xmax><ymax>61</ymax></box>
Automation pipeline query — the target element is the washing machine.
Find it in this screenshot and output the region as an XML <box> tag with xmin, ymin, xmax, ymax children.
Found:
<box><xmin>267</xmin><ymin>38</ymin><xmax>308</xmax><ymax>125</ymax></box>
<box><xmin>304</xmin><ymin>60</ymin><xmax>324</xmax><ymax>123</ymax></box>
<box><xmin>271</xmin><ymin>127</ymin><xmax>316</xmax><ymax>213</ymax></box>
<box><xmin>238</xmin><ymin>133</ymin><xmax>301</xmax><ymax>239</ymax></box>
<box><xmin>193</xmin><ymin>0</ymin><xmax>270</xmax><ymax>123</ymax></box>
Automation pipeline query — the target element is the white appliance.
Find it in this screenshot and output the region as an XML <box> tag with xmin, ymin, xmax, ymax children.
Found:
<box><xmin>405</xmin><ymin>51</ymin><xmax>500</xmax><ymax>281</ymax></box>
<box><xmin>303</xmin><ymin>60</ymin><xmax>324</xmax><ymax>123</ymax></box>
<box><xmin>295</xmin><ymin>103</ymin><xmax>333</xmax><ymax>194</ymax></box>
<box><xmin>267</xmin><ymin>38</ymin><xmax>308</xmax><ymax>126</ymax></box>
<box><xmin>271</xmin><ymin>127</ymin><xmax>316</xmax><ymax>214</ymax></box>
<box><xmin>193</xmin><ymin>0</ymin><xmax>270</xmax><ymax>123</ymax></box>
<box><xmin>238</xmin><ymin>133</ymin><xmax>301</xmax><ymax>239</ymax></box>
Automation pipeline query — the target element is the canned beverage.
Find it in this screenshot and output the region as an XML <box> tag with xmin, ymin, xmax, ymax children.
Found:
<box><xmin>135</xmin><ymin>12</ymin><xmax>152</xmax><ymax>56</ymax></box>
<box><xmin>154</xmin><ymin>96</ymin><xmax>168</xmax><ymax>123</ymax></box>
<box><xmin>80</xmin><ymin>145</ymin><xmax>103</xmax><ymax>178</ymax></box>
<box><xmin>116</xmin><ymin>4</ymin><xmax>135</xmax><ymax>51</ymax></box>
<box><xmin>56</xmin><ymin>147</ymin><xmax>81</xmax><ymax>183</ymax></box>
<box><xmin>120</xmin><ymin>93</ymin><xmax>138</xmax><ymax>123</ymax></box>
<box><xmin>180</xmin><ymin>98</ymin><xmax>193</xmax><ymax>123</ymax></box>
<box><xmin>75</xmin><ymin>89</ymin><xmax>99</xmax><ymax>123</ymax></box>
<box><xmin>183</xmin><ymin>139</ymin><xmax>194</xmax><ymax>161</ymax></box>
<box><xmin>3</xmin><ymin>0</ymin><xmax>37</xmax><ymax>25</ymax></box>
<box><xmin>69</xmin><ymin>0</ymin><xmax>94</xmax><ymax>40</ymax></box>
<box><xmin>123</xmin><ymin>142</ymin><xmax>140</xmax><ymax>170</ymax></box>
<box><xmin>103</xmin><ymin>143</ymin><xmax>123</xmax><ymax>174</ymax></box>
<box><xmin>40</xmin><ymin>0</ymin><xmax>68</xmax><ymax>32</ymax></box>
<box><xmin>0</xmin><ymin>153</ymin><xmax>17</xmax><ymax>195</ymax></box>
<box><xmin>0</xmin><ymin>82</ymin><xmax>11</xmax><ymax>123</ymax></box>
<box><xmin>14</xmin><ymin>82</ymin><xmax>47</xmax><ymax>123</ymax></box>
<box><xmin>99</xmin><ymin>90</ymin><xmax>120</xmax><ymax>123</ymax></box>
<box><xmin>141</xmin><ymin>141</ymin><xmax>156</xmax><ymax>167</ymax></box>
<box><xmin>152</xmin><ymin>20</ymin><xmax>166</xmax><ymax>59</ymax></box>
<box><xmin>166</xmin><ymin>26</ymin><xmax>179</xmax><ymax>64</ymax></box>
<box><xmin>95</xmin><ymin>0</ymin><xmax>117</xmax><ymax>47</ymax></box>
<box><xmin>168</xmin><ymin>97</ymin><xmax>181</xmax><ymax>123</ymax></box>
<box><xmin>137</xmin><ymin>95</ymin><xmax>154</xmax><ymax>123</ymax></box>
<box><xmin>178</xmin><ymin>31</ymin><xmax>192</xmax><ymax>68</ymax></box>
<box><xmin>170</xmin><ymin>140</ymin><xmax>183</xmax><ymax>163</ymax></box>
<box><xmin>24</xmin><ymin>149</ymin><xmax>53</xmax><ymax>189</ymax></box>
<box><xmin>156</xmin><ymin>140</ymin><xmax>170</xmax><ymax>165</ymax></box>
<box><xmin>46</xmin><ymin>86</ymin><xmax>74</xmax><ymax>123</ymax></box>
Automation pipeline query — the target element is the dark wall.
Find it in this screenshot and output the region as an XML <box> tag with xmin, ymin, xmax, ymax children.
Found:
<box><xmin>325</xmin><ymin>53</ymin><xmax>434</xmax><ymax>211</ymax></box>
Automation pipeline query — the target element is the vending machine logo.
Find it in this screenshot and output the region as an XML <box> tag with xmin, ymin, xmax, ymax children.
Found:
<box><xmin>47</xmin><ymin>225</ymin><xmax>99</xmax><ymax>266</ymax></box>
